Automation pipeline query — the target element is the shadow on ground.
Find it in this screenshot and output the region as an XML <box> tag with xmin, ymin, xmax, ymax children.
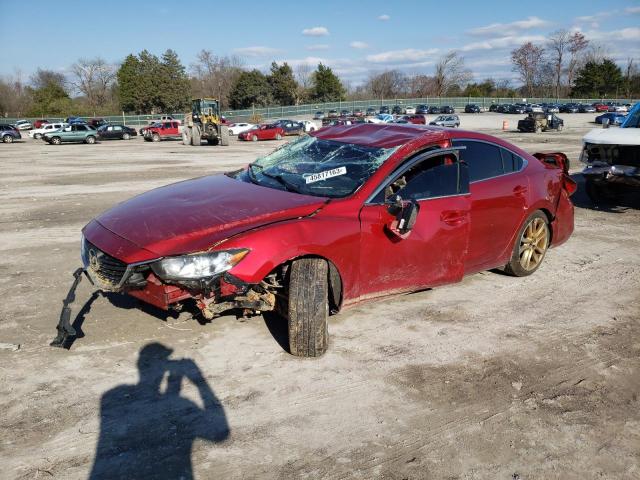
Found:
<box><xmin>89</xmin><ymin>342</ymin><xmax>229</xmax><ymax>479</ymax></box>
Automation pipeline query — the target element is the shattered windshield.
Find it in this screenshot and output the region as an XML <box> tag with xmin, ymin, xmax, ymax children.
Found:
<box><xmin>241</xmin><ymin>135</ymin><xmax>398</xmax><ymax>198</ymax></box>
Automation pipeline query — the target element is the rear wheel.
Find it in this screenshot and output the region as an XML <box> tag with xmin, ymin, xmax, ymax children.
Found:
<box><xmin>182</xmin><ymin>127</ymin><xmax>192</xmax><ymax>145</ymax></box>
<box><xmin>504</xmin><ymin>211</ymin><xmax>549</xmax><ymax>277</ymax></box>
<box><xmin>286</xmin><ymin>258</ymin><xmax>329</xmax><ymax>357</ymax></box>
<box><xmin>3</xmin><ymin>135</ymin><xmax>13</xmax><ymax>143</ymax></box>
<box><xmin>219</xmin><ymin>125</ymin><xmax>229</xmax><ymax>146</ymax></box>
<box><xmin>85</xmin><ymin>135</ymin><xmax>96</xmax><ymax>144</ymax></box>
<box><xmin>122</xmin><ymin>132</ymin><xmax>131</xmax><ymax>140</ymax></box>
<box><xmin>50</xmin><ymin>136</ymin><xmax>61</xmax><ymax>145</ymax></box>
<box><xmin>252</xmin><ymin>135</ymin><xmax>258</xmax><ymax>142</ymax></box>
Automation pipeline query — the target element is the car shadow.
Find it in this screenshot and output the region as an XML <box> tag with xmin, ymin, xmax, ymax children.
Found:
<box><xmin>262</xmin><ymin>311</ymin><xmax>290</xmax><ymax>354</ymax></box>
<box><xmin>88</xmin><ymin>342</ymin><xmax>229</xmax><ymax>479</ymax></box>
<box><xmin>570</xmin><ymin>173</ymin><xmax>640</xmax><ymax>212</ymax></box>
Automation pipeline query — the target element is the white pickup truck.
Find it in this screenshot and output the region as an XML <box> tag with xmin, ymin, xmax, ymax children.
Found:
<box><xmin>148</xmin><ymin>115</ymin><xmax>181</xmax><ymax>125</ymax></box>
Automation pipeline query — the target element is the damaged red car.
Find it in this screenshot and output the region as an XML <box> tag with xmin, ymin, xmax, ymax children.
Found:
<box><xmin>56</xmin><ymin>124</ymin><xmax>575</xmax><ymax>357</ymax></box>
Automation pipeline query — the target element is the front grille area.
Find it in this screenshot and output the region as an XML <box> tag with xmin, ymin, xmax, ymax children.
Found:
<box><xmin>85</xmin><ymin>240</ymin><xmax>128</xmax><ymax>287</ymax></box>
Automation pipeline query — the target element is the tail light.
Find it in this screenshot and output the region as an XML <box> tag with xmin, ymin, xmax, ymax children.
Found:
<box><xmin>562</xmin><ymin>174</ymin><xmax>577</xmax><ymax>196</ymax></box>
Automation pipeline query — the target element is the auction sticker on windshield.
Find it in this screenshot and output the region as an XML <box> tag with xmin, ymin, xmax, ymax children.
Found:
<box><xmin>304</xmin><ymin>167</ymin><xmax>347</xmax><ymax>184</ymax></box>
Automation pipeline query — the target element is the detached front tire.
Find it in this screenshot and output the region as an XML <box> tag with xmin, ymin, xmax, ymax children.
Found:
<box><xmin>287</xmin><ymin>258</ymin><xmax>329</xmax><ymax>357</ymax></box>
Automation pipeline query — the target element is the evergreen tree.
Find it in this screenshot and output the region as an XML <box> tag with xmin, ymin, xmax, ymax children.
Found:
<box><xmin>310</xmin><ymin>63</ymin><xmax>345</xmax><ymax>102</ymax></box>
<box><xmin>117</xmin><ymin>54</ymin><xmax>142</xmax><ymax>112</ymax></box>
<box><xmin>572</xmin><ymin>58</ymin><xmax>623</xmax><ymax>97</ymax></box>
<box><xmin>228</xmin><ymin>70</ymin><xmax>273</xmax><ymax>109</ymax></box>
<box><xmin>268</xmin><ymin>62</ymin><xmax>297</xmax><ymax>106</ymax></box>
<box><xmin>159</xmin><ymin>49</ymin><xmax>191</xmax><ymax>112</ymax></box>
<box><xmin>27</xmin><ymin>82</ymin><xmax>72</xmax><ymax>116</ymax></box>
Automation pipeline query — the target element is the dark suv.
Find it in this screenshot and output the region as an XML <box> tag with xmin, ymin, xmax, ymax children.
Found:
<box><xmin>1</xmin><ymin>124</ymin><xmax>21</xmax><ymax>143</ymax></box>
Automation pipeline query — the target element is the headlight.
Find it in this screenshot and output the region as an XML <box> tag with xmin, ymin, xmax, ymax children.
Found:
<box><xmin>151</xmin><ymin>249</ymin><xmax>249</xmax><ymax>280</ymax></box>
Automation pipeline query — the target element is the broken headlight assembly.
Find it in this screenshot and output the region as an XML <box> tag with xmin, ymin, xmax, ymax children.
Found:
<box><xmin>150</xmin><ymin>249</ymin><xmax>250</xmax><ymax>281</ymax></box>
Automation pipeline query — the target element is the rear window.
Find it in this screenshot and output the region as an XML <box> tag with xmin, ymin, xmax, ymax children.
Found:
<box><xmin>453</xmin><ymin>140</ymin><xmax>504</xmax><ymax>182</ymax></box>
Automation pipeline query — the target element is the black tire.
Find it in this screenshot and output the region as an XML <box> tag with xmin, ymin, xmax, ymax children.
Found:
<box><xmin>3</xmin><ymin>135</ymin><xmax>14</xmax><ymax>143</ymax></box>
<box><xmin>275</xmin><ymin>133</ymin><xmax>282</xmax><ymax>140</ymax></box>
<box><xmin>34</xmin><ymin>133</ymin><xmax>42</xmax><ymax>139</ymax></box>
<box><xmin>207</xmin><ymin>137</ymin><xmax>219</xmax><ymax>145</ymax></box>
<box><xmin>152</xmin><ymin>133</ymin><xmax>160</xmax><ymax>143</ymax></box>
<box><xmin>219</xmin><ymin>125</ymin><xmax>229</xmax><ymax>146</ymax></box>
<box><xmin>50</xmin><ymin>136</ymin><xmax>61</xmax><ymax>145</ymax></box>
<box><xmin>251</xmin><ymin>135</ymin><xmax>258</xmax><ymax>142</ymax></box>
<box><xmin>504</xmin><ymin>211</ymin><xmax>550</xmax><ymax>277</ymax></box>
<box><xmin>287</xmin><ymin>258</ymin><xmax>329</xmax><ymax>357</ymax></box>
<box><xmin>122</xmin><ymin>132</ymin><xmax>131</xmax><ymax>140</ymax></box>
<box><xmin>191</xmin><ymin>125</ymin><xmax>201</xmax><ymax>146</ymax></box>
<box><xmin>85</xmin><ymin>135</ymin><xmax>96</xmax><ymax>144</ymax></box>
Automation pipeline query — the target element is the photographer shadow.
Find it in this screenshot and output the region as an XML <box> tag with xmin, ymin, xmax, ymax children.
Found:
<box><xmin>89</xmin><ymin>343</ymin><xmax>229</xmax><ymax>480</ymax></box>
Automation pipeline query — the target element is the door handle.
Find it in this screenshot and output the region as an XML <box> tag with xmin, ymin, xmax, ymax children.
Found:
<box><xmin>513</xmin><ymin>185</ymin><xmax>528</xmax><ymax>196</ymax></box>
<box><xmin>440</xmin><ymin>210</ymin><xmax>467</xmax><ymax>226</ymax></box>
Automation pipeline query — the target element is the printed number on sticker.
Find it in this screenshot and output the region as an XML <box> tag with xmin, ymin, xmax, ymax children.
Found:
<box><xmin>305</xmin><ymin>166</ymin><xmax>347</xmax><ymax>184</ymax></box>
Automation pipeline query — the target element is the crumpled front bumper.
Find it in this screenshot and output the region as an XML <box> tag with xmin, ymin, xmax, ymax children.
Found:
<box><xmin>582</xmin><ymin>162</ymin><xmax>640</xmax><ymax>187</ymax></box>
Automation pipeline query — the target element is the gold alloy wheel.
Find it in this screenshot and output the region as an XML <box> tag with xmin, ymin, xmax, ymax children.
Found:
<box><xmin>519</xmin><ymin>217</ymin><xmax>549</xmax><ymax>271</ymax></box>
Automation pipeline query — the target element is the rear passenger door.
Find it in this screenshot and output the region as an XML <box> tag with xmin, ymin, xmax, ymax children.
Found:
<box><xmin>452</xmin><ymin>139</ymin><xmax>529</xmax><ymax>273</ymax></box>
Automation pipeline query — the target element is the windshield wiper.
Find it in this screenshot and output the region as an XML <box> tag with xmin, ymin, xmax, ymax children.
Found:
<box><xmin>248</xmin><ymin>163</ymin><xmax>302</xmax><ymax>193</ymax></box>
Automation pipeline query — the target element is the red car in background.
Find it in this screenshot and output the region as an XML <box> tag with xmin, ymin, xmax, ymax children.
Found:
<box><xmin>406</xmin><ymin>114</ymin><xmax>427</xmax><ymax>125</ymax></box>
<box><xmin>33</xmin><ymin>119</ymin><xmax>49</xmax><ymax>129</ymax></box>
<box><xmin>592</xmin><ymin>103</ymin><xmax>609</xmax><ymax>112</ymax></box>
<box><xmin>58</xmin><ymin>124</ymin><xmax>575</xmax><ymax>357</ymax></box>
<box><xmin>238</xmin><ymin>124</ymin><xmax>285</xmax><ymax>141</ymax></box>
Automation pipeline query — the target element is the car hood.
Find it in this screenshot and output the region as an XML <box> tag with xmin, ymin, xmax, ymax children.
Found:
<box><xmin>583</xmin><ymin>128</ymin><xmax>640</xmax><ymax>146</ymax></box>
<box><xmin>92</xmin><ymin>174</ymin><xmax>328</xmax><ymax>257</ymax></box>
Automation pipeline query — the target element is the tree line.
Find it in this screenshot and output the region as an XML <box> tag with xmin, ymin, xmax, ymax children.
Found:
<box><xmin>1</xmin><ymin>38</ymin><xmax>638</xmax><ymax>118</ymax></box>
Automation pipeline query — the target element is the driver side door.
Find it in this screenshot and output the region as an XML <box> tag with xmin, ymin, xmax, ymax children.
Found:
<box><xmin>358</xmin><ymin>149</ymin><xmax>471</xmax><ymax>300</ymax></box>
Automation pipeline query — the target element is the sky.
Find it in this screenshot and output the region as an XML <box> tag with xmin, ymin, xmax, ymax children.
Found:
<box><xmin>1</xmin><ymin>0</ymin><xmax>639</xmax><ymax>87</ymax></box>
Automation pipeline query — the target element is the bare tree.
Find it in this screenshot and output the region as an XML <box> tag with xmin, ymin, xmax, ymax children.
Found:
<box><xmin>624</xmin><ymin>58</ymin><xmax>637</xmax><ymax>98</ymax></box>
<box><xmin>406</xmin><ymin>74</ymin><xmax>436</xmax><ymax>97</ymax></box>
<box><xmin>190</xmin><ymin>50</ymin><xmax>244</xmax><ymax>109</ymax></box>
<box><xmin>511</xmin><ymin>42</ymin><xmax>545</xmax><ymax>98</ymax></box>
<box><xmin>69</xmin><ymin>58</ymin><xmax>117</xmax><ymax>110</ymax></box>
<box><xmin>30</xmin><ymin>68</ymin><xmax>67</xmax><ymax>91</ymax></box>
<box><xmin>584</xmin><ymin>42</ymin><xmax>609</xmax><ymax>64</ymax></box>
<box><xmin>566</xmin><ymin>32</ymin><xmax>589</xmax><ymax>89</ymax></box>
<box><xmin>366</xmin><ymin>70</ymin><xmax>407</xmax><ymax>98</ymax></box>
<box><xmin>295</xmin><ymin>64</ymin><xmax>313</xmax><ymax>90</ymax></box>
<box><xmin>548</xmin><ymin>30</ymin><xmax>570</xmax><ymax>98</ymax></box>
<box><xmin>433</xmin><ymin>51</ymin><xmax>472</xmax><ymax>97</ymax></box>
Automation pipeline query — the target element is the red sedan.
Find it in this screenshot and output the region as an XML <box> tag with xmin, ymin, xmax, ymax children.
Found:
<box><xmin>238</xmin><ymin>124</ymin><xmax>285</xmax><ymax>141</ymax></box>
<box><xmin>592</xmin><ymin>103</ymin><xmax>609</xmax><ymax>112</ymax></box>
<box><xmin>59</xmin><ymin>124</ymin><xmax>575</xmax><ymax>356</ymax></box>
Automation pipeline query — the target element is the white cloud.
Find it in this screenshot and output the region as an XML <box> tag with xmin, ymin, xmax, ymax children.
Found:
<box><xmin>576</xmin><ymin>11</ymin><xmax>614</xmax><ymax>23</ymax></box>
<box><xmin>625</xmin><ymin>6</ymin><xmax>640</xmax><ymax>14</ymax></box>
<box><xmin>378</xmin><ymin>14</ymin><xmax>390</xmax><ymax>21</ymax></box>
<box><xmin>233</xmin><ymin>46</ymin><xmax>279</xmax><ymax>57</ymax></box>
<box><xmin>469</xmin><ymin>16</ymin><xmax>550</xmax><ymax>37</ymax></box>
<box><xmin>366</xmin><ymin>48</ymin><xmax>439</xmax><ymax>63</ymax></box>
<box><xmin>350</xmin><ymin>41</ymin><xmax>369</xmax><ymax>49</ymax></box>
<box><xmin>461</xmin><ymin>35</ymin><xmax>547</xmax><ymax>51</ymax></box>
<box><xmin>306</xmin><ymin>44</ymin><xmax>330</xmax><ymax>51</ymax></box>
<box><xmin>620</xmin><ymin>27</ymin><xmax>640</xmax><ymax>40</ymax></box>
<box><xmin>302</xmin><ymin>26</ymin><xmax>329</xmax><ymax>36</ymax></box>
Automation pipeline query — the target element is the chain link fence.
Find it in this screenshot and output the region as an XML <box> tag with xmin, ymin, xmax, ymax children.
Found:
<box><xmin>3</xmin><ymin>97</ymin><xmax>637</xmax><ymax>126</ymax></box>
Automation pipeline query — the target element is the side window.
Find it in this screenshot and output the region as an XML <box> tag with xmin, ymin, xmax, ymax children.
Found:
<box><xmin>78</xmin><ymin>125</ymin><xmax>87</xmax><ymax>131</ymax></box>
<box><xmin>114</xmin><ymin>126</ymin><xmax>122</xmax><ymax>131</ymax></box>
<box><xmin>453</xmin><ymin>140</ymin><xmax>504</xmax><ymax>182</ymax></box>
<box><xmin>500</xmin><ymin>148</ymin><xmax>524</xmax><ymax>173</ymax></box>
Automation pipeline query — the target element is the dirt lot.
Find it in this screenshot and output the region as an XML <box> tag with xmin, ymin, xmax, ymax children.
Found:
<box><xmin>1</xmin><ymin>114</ymin><xmax>639</xmax><ymax>479</ymax></box>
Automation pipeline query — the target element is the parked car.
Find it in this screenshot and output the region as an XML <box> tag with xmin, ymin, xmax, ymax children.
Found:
<box><xmin>379</xmin><ymin>106</ymin><xmax>390</xmax><ymax>114</ymax></box>
<box><xmin>0</xmin><ymin>124</ymin><xmax>21</xmax><ymax>143</ymax></box>
<box><xmin>88</xmin><ymin>118</ymin><xmax>108</xmax><ymax>129</ymax></box>
<box><xmin>465</xmin><ymin>104</ymin><xmax>481</xmax><ymax>113</ymax></box>
<box><xmin>144</xmin><ymin>121</ymin><xmax>181</xmax><ymax>142</ymax></box>
<box><xmin>607</xmin><ymin>103</ymin><xmax>628</xmax><ymax>113</ymax></box>
<box><xmin>65</xmin><ymin>117</ymin><xmax>87</xmax><ymax>125</ymax></box>
<box><xmin>97</xmin><ymin>124</ymin><xmax>137</xmax><ymax>140</ymax></box>
<box><xmin>352</xmin><ymin>108</ymin><xmax>364</xmax><ymax>117</ymax></box>
<box><xmin>313</xmin><ymin>111</ymin><xmax>325</xmax><ymax>120</ymax></box>
<box><xmin>300</xmin><ymin>120</ymin><xmax>317</xmax><ymax>132</ymax></box>
<box><xmin>323</xmin><ymin>119</ymin><xmax>356</xmax><ymax>126</ymax></box>
<box><xmin>29</xmin><ymin>122</ymin><xmax>68</xmax><ymax>139</ymax></box>
<box><xmin>496</xmin><ymin>104</ymin><xmax>510</xmax><ymax>113</ymax></box>
<box><xmin>14</xmin><ymin>120</ymin><xmax>32</xmax><ymax>130</ymax></box>
<box><xmin>149</xmin><ymin>115</ymin><xmax>180</xmax><ymax>125</ymax></box>
<box><xmin>428</xmin><ymin>106</ymin><xmax>441</xmax><ymax>114</ymax></box>
<box><xmin>69</xmin><ymin>123</ymin><xmax>575</xmax><ymax>357</ymax></box>
<box><xmin>440</xmin><ymin>106</ymin><xmax>455</xmax><ymax>114</ymax></box>
<box><xmin>429</xmin><ymin>115</ymin><xmax>460</xmax><ymax>127</ymax></box>
<box><xmin>544</xmin><ymin>104</ymin><xmax>560</xmax><ymax>113</ymax></box>
<box><xmin>327</xmin><ymin>109</ymin><xmax>339</xmax><ymax>118</ymax></box>
<box><xmin>33</xmin><ymin>119</ymin><xmax>49</xmax><ymax>129</ymax></box>
<box><xmin>592</xmin><ymin>103</ymin><xmax>609</xmax><ymax>112</ymax></box>
<box><xmin>560</xmin><ymin>104</ymin><xmax>579</xmax><ymax>114</ymax></box>
<box><xmin>43</xmin><ymin>124</ymin><xmax>97</xmax><ymax>144</ymax></box>
<box><xmin>228</xmin><ymin>123</ymin><xmax>256</xmax><ymax>135</ymax></box>
<box><xmin>406</xmin><ymin>115</ymin><xmax>426</xmax><ymax>125</ymax></box>
<box><xmin>594</xmin><ymin>112</ymin><xmax>626</xmax><ymax>125</ymax></box>
<box><xmin>340</xmin><ymin>109</ymin><xmax>350</xmax><ymax>118</ymax></box>
<box><xmin>526</xmin><ymin>104</ymin><xmax>544</xmax><ymax>113</ymax></box>
<box><xmin>392</xmin><ymin>105</ymin><xmax>403</xmax><ymax>115</ymax></box>
<box><xmin>238</xmin><ymin>124</ymin><xmax>286</xmax><ymax>141</ymax></box>
<box><xmin>139</xmin><ymin>122</ymin><xmax>160</xmax><ymax>136</ymax></box>
<box><xmin>366</xmin><ymin>107</ymin><xmax>377</xmax><ymax>116</ymax></box>
<box><xmin>488</xmin><ymin>104</ymin><xmax>499</xmax><ymax>112</ymax></box>
<box><xmin>508</xmin><ymin>105</ymin><xmax>525</xmax><ymax>114</ymax></box>
<box><xmin>578</xmin><ymin>104</ymin><xmax>596</xmax><ymax>113</ymax></box>
<box><xmin>416</xmin><ymin>105</ymin><xmax>429</xmax><ymax>114</ymax></box>
<box><xmin>404</xmin><ymin>106</ymin><xmax>416</xmax><ymax>114</ymax></box>
<box><xmin>366</xmin><ymin>113</ymin><xmax>394</xmax><ymax>124</ymax></box>
<box><xmin>517</xmin><ymin>113</ymin><xmax>564</xmax><ymax>133</ymax></box>
<box><xmin>273</xmin><ymin>119</ymin><xmax>304</xmax><ymax>136</ymax></box>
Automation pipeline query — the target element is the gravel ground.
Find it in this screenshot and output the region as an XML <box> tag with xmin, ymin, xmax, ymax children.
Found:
<box><xmin>0</xmin><ymin>113</ymin><xmax>639</xmax><ymax>480</ymax></box>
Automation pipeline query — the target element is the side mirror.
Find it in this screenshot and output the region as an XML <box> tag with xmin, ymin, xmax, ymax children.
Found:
<box><xmin>386</xmin><ymin>197</ymin><xmax>420</xmax><ymax>238</ymax></box>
